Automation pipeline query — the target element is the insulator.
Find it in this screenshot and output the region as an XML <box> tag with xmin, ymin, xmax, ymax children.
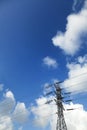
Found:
<box><xmin>64</xmin><ymin>99</ymin><xmax>72</xmax><ymax>102</ymax></box>
<box><xmin>45</xmin><ymin>100</ymin><xmax>53</xmax><ymax>104</ymax></box>
<box><xmin>45</xmin><ymin>91</ymin><xmax>53</xmax><ymax>96</ymax></box>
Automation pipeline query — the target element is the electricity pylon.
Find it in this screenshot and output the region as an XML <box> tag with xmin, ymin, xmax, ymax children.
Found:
<box><xmin>54</xmin><ymin>83</ymin><xmax>67</xmax><ymax>130</ymax></box>
<box><xmin>44</xmin><ymin>81</ymin><xmax>82</xmax><ymax>130</ymax></box>
<box><xmin>45</xmin><ymin>82</ymin><xmax>69</xmax><ymax>130</ymax></box>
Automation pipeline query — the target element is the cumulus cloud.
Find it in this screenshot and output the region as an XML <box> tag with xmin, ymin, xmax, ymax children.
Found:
<box><xmin>0</xmin><ymin>91</ymin><xmax>15</xmax><ymax>116</ymax></box>
<box><xmin>52</xmin><ymin>0</ymin><xmax>87</xmax><ymax>55</ymax></box>
<box><xmin>78</xmin><ymin>54</ymin><xmax>87</xmax><ymax>63</ymax></box>
<box><xmin>31</xmin><ymin>96</ymin><xmax>87</xmax><ymax>130</ymax></box>
<box><xmin>0</xmin><ymin>116</ymin><xmax>13</xmax><ymax>130</ymax></box>
<box><xmin>0</xmin><ymin>90</ymin><xmax>29</xmax><ymax>130</ymax></box>
<box><xmin>50</xmin><ymin>102</ymin><xmax>87</xmax><ymax>130</ymax></box>
<box><xmin>12</xmin><ymin>102</ymin><xmax>29</xmax><ymax>124</ymax></box>
<box><xmin>0</xmin><ymin>91</ymin><xmax>15</xmax><ymax>130</ymax></box>
<box><xmin>62</xmin><ymin>54</ymin><xmax>87</xmax><ymax>93</ymax></box>
<box><xmin>43</xmin><ymin>56</ymin><xmax>58</xmax><ymax>68</ymax></box>
<box><xmin>31</xmin><ymin>96</ymin><xmax>56</xmax><ymax>128</ymax></box>
<box><xmin>64</xmin><ymin>103</ymin><xmax>87</xmax><ymax>130</ymax></box>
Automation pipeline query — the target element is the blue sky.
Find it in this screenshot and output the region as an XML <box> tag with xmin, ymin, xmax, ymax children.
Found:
<box><xmin>0</xmin><ymin>0</ymin><xmax>72</xmax><ymax>102</ymax></box>
<box><xmin>0</xmin><ymin>0</ymin><xmax>87</xmax><ymax>130</ymax></box>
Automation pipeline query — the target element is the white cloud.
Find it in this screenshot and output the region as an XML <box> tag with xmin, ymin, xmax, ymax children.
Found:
<box><xmin>0</xmin><ymin>90</ymin><xmax>30</xmax><ymax>130</ymax></box>
<box><xmin>78</xmin><ymin>54</ymin><xmax>87</xmax><ymax>63</ymax></box>
<box><xmin>43</xmin><ymin>56</ymin><xmax>58</xmax><ymax>68</ymax></box>
<box><xmin>12</xmin><ymin>102</ymin><xmax>29</xmax><ymax>124</ymax></box>
<box><xmin>0</xmin><ymin>116</ymin><xmax>13</xmax><ymax>130</ymax></box>
<box><xmin>31</xmin><ymin>96</ymin><xmax>87</xmax><ymax>130</ymax></box>
<box><xmin>31</xmin><ymin>96</ymin><xmax>56</xmax><ymax>128</ymax></box>
<box><xmin>5</xmin><ymin>90</ymin><xmax>15</xmax><ymax>101</ymax></box>
<box><xmin>52</xmin><ymin>1</ymin><xmax>87</xmax><ymax>55</ymax></box>
<box><xmin>0</xmin><ymin>91</ymin><xmax>15</xmax><ymax>130</ymax></box>
<box><xmin>62</xmin><ymin>54</ymin><xmax>87</xmax><ymax>93</ymax></box>
<box><xmin>0</xmin><ymin>91</ymin><xmax>15</xmax><ymax>116</ymax></box>
<box><xmin>64</xmin><ymin>103</ymin><xmax>87</xmax><ymax>130</ymax></box>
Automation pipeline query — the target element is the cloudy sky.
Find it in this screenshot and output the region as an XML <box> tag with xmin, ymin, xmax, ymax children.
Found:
<box><xmin>0</xmin><ymin>0</ymin><xmax>87</xmax><ymax>130</ymax></box>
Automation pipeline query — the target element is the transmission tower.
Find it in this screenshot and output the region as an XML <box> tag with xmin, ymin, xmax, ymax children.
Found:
<box><xmin>44</xmin><ymin>81</ymin><xmax>83</xmax><ymax>130</ymax></box>
<box><xmin>54</xmin><ymin>83</ymin><xmax>67</xmax><ymax>130</ymax></box>
<box><xmin>45</xmin><ymin>82</ymin><xmax>68</xmax><ymax>130</ymax></box>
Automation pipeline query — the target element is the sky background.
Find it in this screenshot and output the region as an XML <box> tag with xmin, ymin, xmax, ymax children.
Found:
<box><xmin>0</xmin><ymin>0</ymin><xmax>87</xmax><ymax>130</ymax></box>
<box><xmin>0</xmin><ymin>0</ymin><xmax>73</xmax><ymax>104</ymax></box>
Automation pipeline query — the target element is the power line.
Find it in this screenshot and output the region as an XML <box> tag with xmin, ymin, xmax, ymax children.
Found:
<box><xmin>63</xmin><ymin>80</ymin><xmax>87</xmax><ymax>89</ymax></box>
<box><xmin>62</xmin><ymin>81</ymin><xmax>87</xmax><ymax>91</ymax></box>
<box><xmin>44</xmin><ymin>72</ymin><xmax>87</xmax><ymax>89</ymax></box>
<box><xmin>44</xmin><ymin>80</ymin><xmax>87</xmax><ymax>96</ymax></box>
<box><xmin>65</xmin><ymin>72</ymin><xmax>87</xmax><ymax>80</ymax></box>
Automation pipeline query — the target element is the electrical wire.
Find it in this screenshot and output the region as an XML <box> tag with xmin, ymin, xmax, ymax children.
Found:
<box><xmin>61</xmin><ymin>80</ymin><xmax>87</xmax><ymax>90</ymax></box>
<box><xmin>44</xmin><ymin>72</ymin><xmax>87</xmax><ymax>89</ymax></box>
<box><xmin>44</xmin><ymin>80</ymin><xmax>87</xmax><ymax>96</ymax></box>
<box><xmin>65</xmin><ymin>72</ymin><xmax>87</xmax><ymax>81</ymax></box>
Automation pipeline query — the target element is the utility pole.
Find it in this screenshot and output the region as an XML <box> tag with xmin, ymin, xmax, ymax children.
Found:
<box><xmin>54</xmin><ymin>83</ymin><xmax>67</xmax><ymax>130</ymax></box>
